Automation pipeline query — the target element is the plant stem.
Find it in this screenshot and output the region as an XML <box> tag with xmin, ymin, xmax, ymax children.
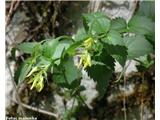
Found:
<box><xmin>6</xmin><ymin>59</ymin><xmax>26</xmax><ymax>116</ymax></box>
<box><xmin>71</xmin><ymin>98</ymin><xmax>75</xmax><ymax>112</ymax></box>
<box><xmin>115</xmin><ymin>67</ymin><xmax>125</xmax><ymax>82</ymax></box>
<box><xmin>122</xmin><ymin>61</ymin><xmax>132</xmax><ymax>120</ymax></box>
<box><xmin>115</xmin><ymin>60</ymin><xmax>131</xmax><ymax>83</ymax></box>
<box><xmin>77</xmin><ymin>95</ymin><xmax>92</xmax><ymax>110</ymax></box>
<box><xmin>11</xmin><ymin>98</ymin><xmax>59</xmax><ymax>118</ymax></box>
<box><xmin>140</xmin><ymin>72</ymin><xmax>144</xmax><ymax>120</ymax></box>
<box><xmin>68</xmin><ymin>98</ymin><xmax>76</xmax><ymax>119</ymax></box>
<box><xmin>123</xmin><ymin>73</ymin><xmax>127</xmax><ymax>120</ymax></box>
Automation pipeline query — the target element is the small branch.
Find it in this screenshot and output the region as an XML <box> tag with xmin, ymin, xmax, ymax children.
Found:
<box><xmin>122</xmin><ymin>61</ymin><xmax>132</xmax><ymax>120</ymax></box>
<box><xmin>6</xmin><ymin>59</ymin><xmax>25</xmax><ymax>116</ymax></box>
<box><xmin>68</xmin><ymin>98</ymin><xmax>76</xmax><ymax>119</ymax></box>
<box><xmin>6</xmin><ymin>0</ymin><xmax>21</xmax><ymax>27</ymax></box>
<box><xmin>133</xmin><ymin>58</ymin><xmax>143</xmax><ymax>64</ymax></box>
<box><xmin>115</xmin><ymin>60</ymin><xmax>131</xmax><ymax>83</ymax></box>
<box><xmin>77</xmin><ymin>95</ymin><xmax>92</xmax><ymax>110</ymax></box>
<box><xmin>115</xmin><ymin>67</ymin><xmax>125</xmax><ymax>83</ymax></box>
<box><xmin>12</xmin><ymin>99</ymin><xmax>59</xmax><ymax>119</ymax></box>
<box><xmin>6</xmin><ymin>1</ymin><xmax>14</xmax><ymax>26</ymax></box>
<box><xmin>140</xmin><ymin>72</ymin><xmax>144</xmax><ymax>120</ymax></box>
<box><xmin>71</xmin><ymin>98</ymin><xmax>75</xmax><ymax>113</ymax></box>
<box><xmin>123</xmin><ymin>72</ymin><xmax>127</xmax><ymax>120</ymax></box>
<box><xmin>140</xmin><ymin>93</ymin><xmax>144</xmax><ymax>120</ymax></box>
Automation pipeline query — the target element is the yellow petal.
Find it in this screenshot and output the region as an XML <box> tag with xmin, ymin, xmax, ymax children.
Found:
<box><xmin>83</xmin><ymin>37</ymin><xmax>94</xmax><ymax>48</ymax></box>
<box><xmin>36</xmin><ymin>77</ymin><xmax>44</xmax><ymax>92</ymax></box>
<box><xmin>30</xmin><ymin>78</ymin><xmax>38</xmax><ymax>90</ymax></box>
<box><xmin>27</xmin><ymin>66</ymin><xmax>39</xmax><ymax>77</ymax></box>
<box><xmin>87</xmin><ymin>54</ymin><xmax>91</xmax><ymax>67</ymax></box>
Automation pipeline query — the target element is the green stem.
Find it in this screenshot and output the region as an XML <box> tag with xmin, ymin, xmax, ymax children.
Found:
<box><xmin>115</xmin><ymin>67</ymin><xmax>125</xmax><ymax>82</ymax></box>
<box><xmin>77</xmin><ymin>95</ymin><xmax>91</xmax><ymax>110</ymax></box>
<box><xmin>133</xmin><ymin>58</ymin><xmax>143</xmax><ymax>64</ymax></box>
<box><xmin>71</xmin><ymin>98</ymin><xmax>75</xmax><ymax>114</ymax></box>
<box><xmin>115</xmin><ymin>60</ymin><xmax>131</xmax><ymax>83</ymax></box>
<box><xmin>58</xmin><ymin>35</ymin><xmax>75</xmax><ymax>42</ymax></box>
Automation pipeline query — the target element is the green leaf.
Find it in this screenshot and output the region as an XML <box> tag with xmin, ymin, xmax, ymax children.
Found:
<box><xmin>36</xmin><ymin>56</ymin><xmax>52</xmax><ymax>66</ymax></box>
<box><xmin>43</xmin><ymin>37</ymin><xmax>73</xmax><ymax>64</ymax></box>
<box><xmin>63</xmin><ymin>57</ymin><xmax>82</xmax><ymax>84</ymax></box>
<box><xmin>74</xmin><ymin>28</ymin><xmax>88</xmax><ymax>41</ymax></box>
<box><xmin>14</xmin><ymin>60</ymin><xmax>32</xmax><ymax>84</ymax></box>
<box><xmin>101</xmin><ymin>30</ymin><xmax>124</xmax><ymax>46</ymax></box>
<box><xmin>128</xmin><ymin>15</ymin><xmax>154</xmax><ymax>35</ymax></box>
<box><xmin>16</xmin><ymin>42</ymin><xmax>38</xmax><ymax>54</ymax></box>
<box><xmin>53</xmin><ymin>57</ymin><xmax>82</xmax><ymax>88</ymax></box>
<box><xmin>94</xmin><ymin>49</ymin><xmax>115</xmax><ymax>71</ymax></box>
<box><xmin>104</xmin><ymin>44</ymin><xmax>127</xmax><ymax>56</ymax></box>
<box><xmin>53</xmin><ymin>74</ymin><xmax>81</xmax><ymax>89</ymax></box>
<box><xmin>124</xmin><ymin>35</ymin><xmax>153</xmax><ymax>59</ymax></box>
<box><xmin>65</xmin><ymin>40</ymin><xmax>83</xmax><ymax>56</ymax></box>
<box><xmin>53</xmin><ymin>40</ymin><xmax>71</xmax><ymax>65</ymax></box>
<box><xmin>83</xmin><ymin>12</ymin><xmax>111</xmax><ymax>35</ymax></box>
<box><xmin>137</xmin><ymin>1</ymin><xmax>155</xmax><ymax>21</ymax></box>
<box><xmin>71</xmin><ymin>85</ymin><xmax>86</xmax><ymax>96</ymax></box>
<box><xmin>135</xmin><ymin>55</ymin><xmax>154</xmax><ymax>71</ymax></box>
<box><xmin>53</xmin><ymin>73</ymin><xmax>67</xmax><ymax>87</ymax></box>
<box><xmin>103</xmin><ymin>43</ymin><xmax>127</xmax><ymax>66</ymax></box>
<box><xmin>87</xmin><ymin>64</ymin><xmax>112</xmax><ymax>99</ymax></box>
<box><xmin>110</xmin><ymin>17</ymin><xmax>127</xmax><ymax>33</ymax></box>
<box><xmin>31</xmin><ymin>43</ymin><xmax>42</xmax><ymax>59</ymax></box>
<box><xmin>11</xmin><ymin>47</ymin><xmax>16</xmax><ymax>60</ymax></box>
<box><xmin>42</xmin><ymin>38</ymin><xmax>59</xmax><ymax>58</ymax></box>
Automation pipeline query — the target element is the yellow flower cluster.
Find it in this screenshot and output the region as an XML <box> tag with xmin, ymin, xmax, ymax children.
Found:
<box><xmin>78</xmin><ymin>37</ymin><xmax>94</xmax><ymax>69</ymax></box>
<box><xmin>26</xmin><ymin>66</ymin><xmax>47</xmax><ymax>92</ymax></box>
<box><xmin>83</xmin><ymin>37</ymin><xmax>94</xmax><ymax>49</ymax></box>
<box><xmin>78</xmin><ymin>50</ymin><xmax>92</xmax><ymax>69</ymax></box>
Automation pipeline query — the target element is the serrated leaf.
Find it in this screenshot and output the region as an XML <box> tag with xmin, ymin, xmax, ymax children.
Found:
<box><xmin>87</xmin><ymin>64</ymin><xmax>112</xmax><ymax>99</ymax></box>
<box><xmin>83</xmin><ymin>12</ymin><xmax>111</xmax><ymax>35</ymax></box>
<box><xmin>94</xmin><ymin>49</ymin><xmax>115</xmax><ymax>71</ymax></box>
<box><xmin>128</xmin><ymin>15</ymin><xmax>154</xmax><ymax>35</ymax></box>
<box><xmin>110</xmin><ymin>17</ymin><xmax>127</xmax><ymax>32</ymax></box>
<box><xmin>103</xmin><ymin>43</ymin><xmax>127</xmax><ymax>66</ymax></box>
<box><xmin>101</xmin><ymin>30</ymin><xmax>124</xmax><ymax>46</ymax></box>
<box><xmin>16</xmin><ymin>42</ymin><xmax>38</xmax><ymax>54</ymax></box>
<box><xmin>124</xmin><ymin>35</ymin><xmax>153</xmax><ymax>59</ymax></box>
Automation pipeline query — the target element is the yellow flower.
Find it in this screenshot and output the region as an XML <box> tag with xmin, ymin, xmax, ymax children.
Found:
<box><xmin>35</xmin><ymin>75</ymin><xmax>44</xmax><ymax>92</ymax></box>
<box><xmin>83</xmin><ymin>53</ymin><xmax>91</xmax><ymax>69</ymax></box>
<box><xmin>83</xmin><ymin>37</ymin><xmax>94</xmax><ymax>49</ymax></box>
<box><xmin>26</xmin><ymin>66</ymin><xmax>39</xmax><ymax>77</ymax></box>
<box><xmin>78</xmin><ymin>51</ymin><xmax>92</xmax><ymax>69</ymax></box>
<box><xmin>26</xmin><ymin>66</ymin><xmax>47</xmax><ymax>92</ymax></box>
